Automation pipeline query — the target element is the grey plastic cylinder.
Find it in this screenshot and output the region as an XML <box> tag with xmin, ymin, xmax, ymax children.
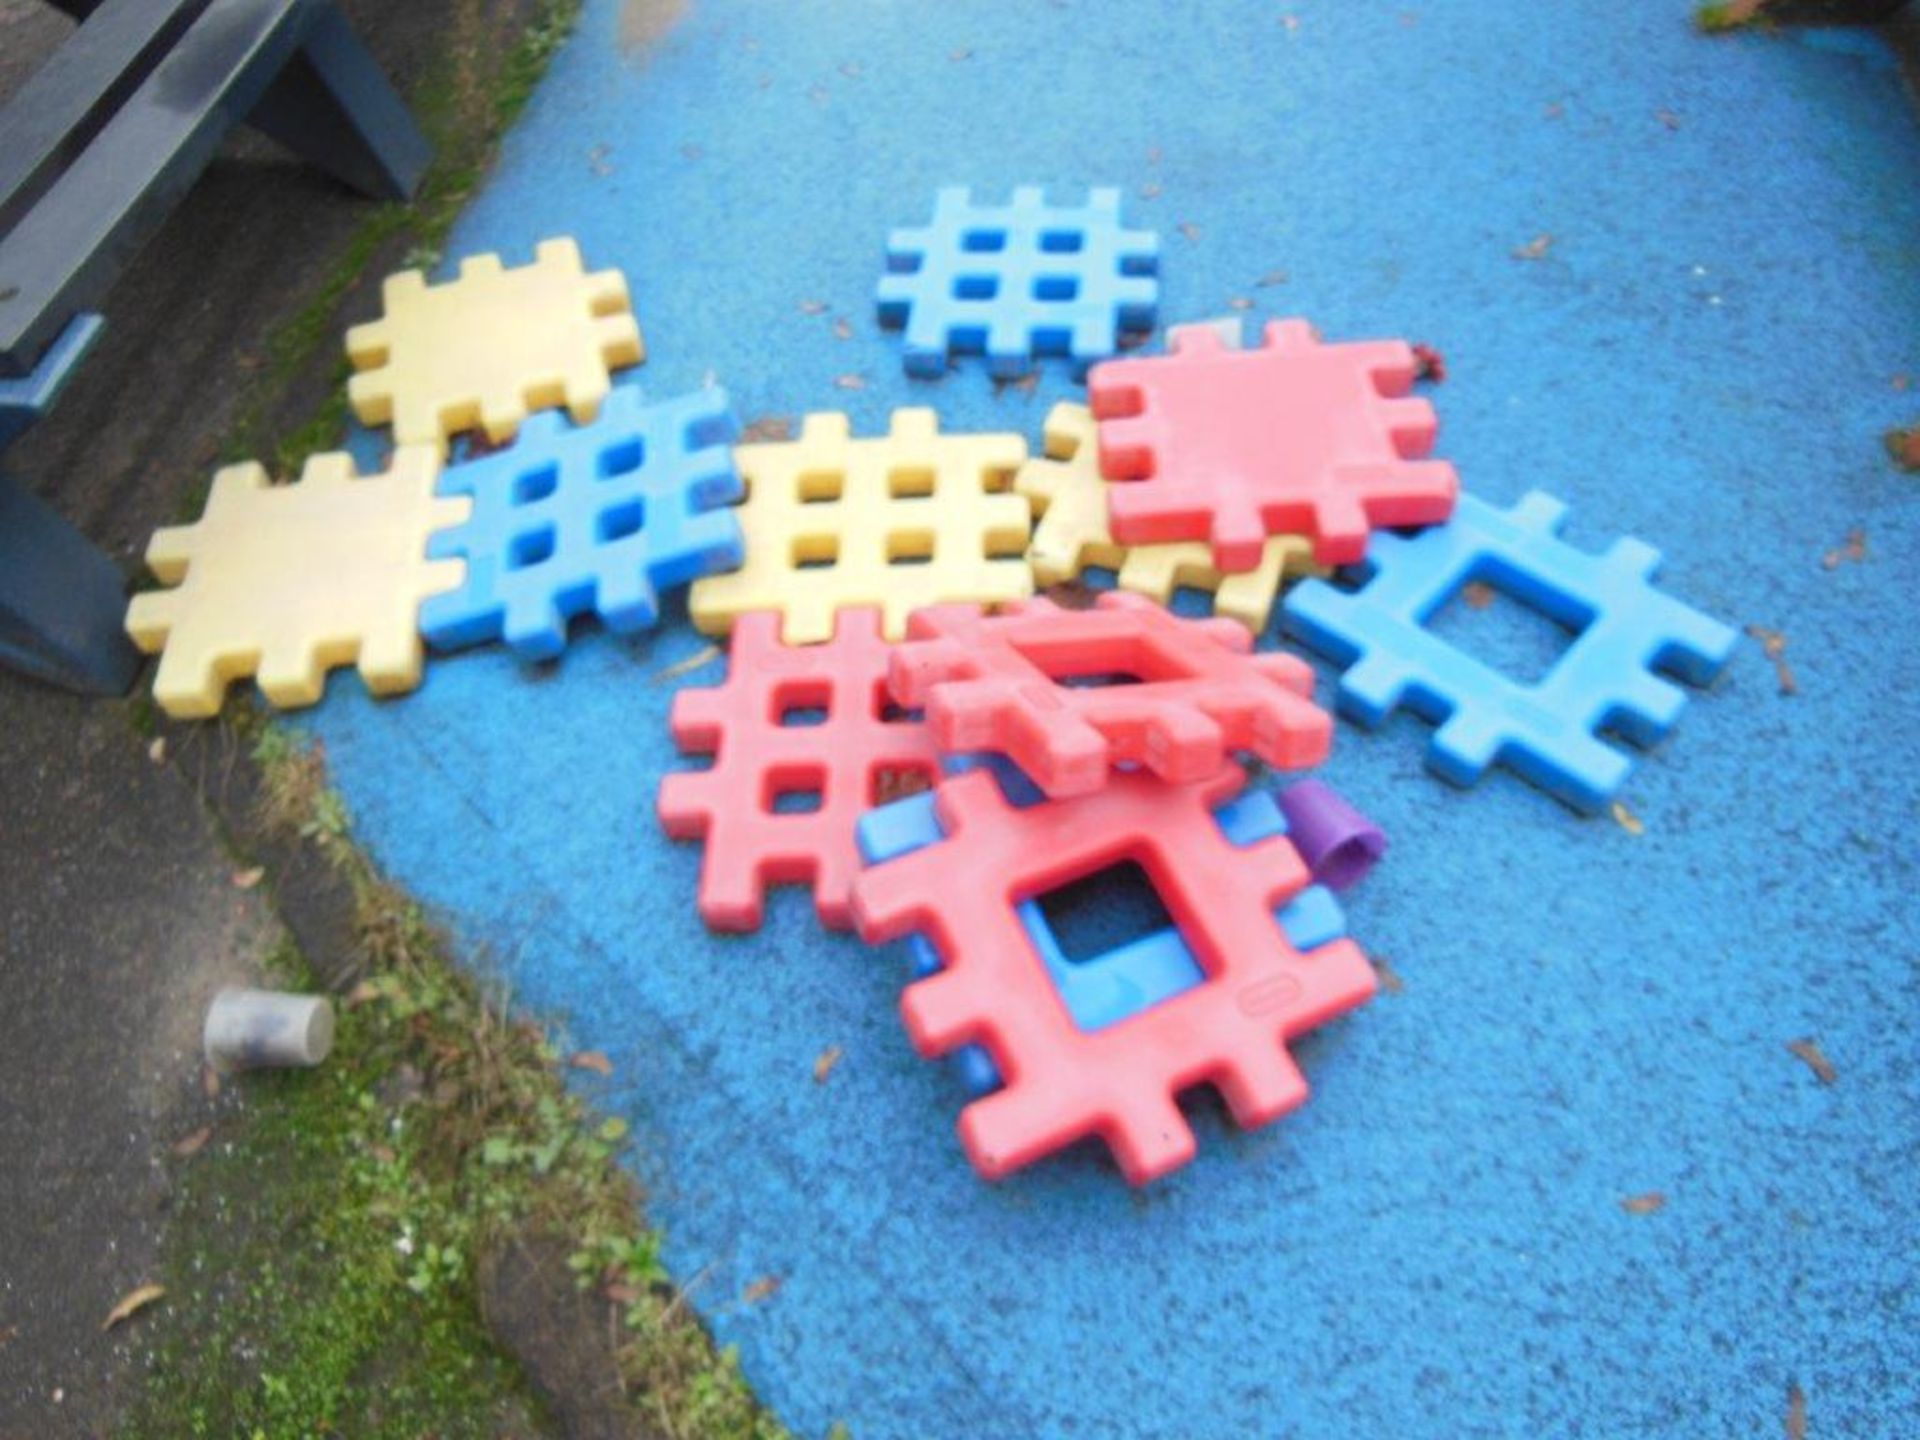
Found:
<box><xmin>202</xmin><ymin>987</ymin><xmax>335</xmax><ymax>1072</ymax></box>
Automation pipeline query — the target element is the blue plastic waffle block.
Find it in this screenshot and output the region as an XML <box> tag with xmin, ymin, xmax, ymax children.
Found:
<box><xmin>856</xmin><ymin>772</ymin><xmax>1347</xmax><ymax>1097</ymax></box>
<box><xmin>1283</xmin><ymin>490</ymin><xmax>1738</xmax><ymax>812</ymax></box>
<box><xmin>875</xmin><ymin>186</ymin><xmax>1159</xmax><ymax>379</ymax></box>
<box><xmin>423</xmin><ymin>386</ymin><xmax>744</xmax><ymax>658</ymax></box>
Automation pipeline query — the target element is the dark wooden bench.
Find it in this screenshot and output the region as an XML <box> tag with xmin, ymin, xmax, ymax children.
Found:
<box><xmin>0</xmin><ymin>0</ymin><xmax>428</xmax><ymax>695</ymax></box>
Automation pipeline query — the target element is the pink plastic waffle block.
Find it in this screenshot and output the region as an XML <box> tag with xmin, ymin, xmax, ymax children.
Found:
<box><xmin>851</xmin><ymin>765</ymin><xmax>1378</xmax><ymax>1183</ymax></box>
<box><xmin>1089</xmin><ymin>319</ymin><xmax>1458</xmax><ymax>570</ymax></box>
<box><xmin>887</xmin><ymin>591</ymin><xmax>1330</xmax><ymax>797</ymax></box>
<box><xmin>658</xmin><ymin>608</ymin><xmax>942</xmax><ymax>931</ymax></box>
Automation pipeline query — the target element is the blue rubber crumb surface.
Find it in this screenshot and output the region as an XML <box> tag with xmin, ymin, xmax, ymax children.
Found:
<box><xmin>308</xmin><ymin>3</ymin><xmax>1920</xmax><ymax>1436</ymax></box>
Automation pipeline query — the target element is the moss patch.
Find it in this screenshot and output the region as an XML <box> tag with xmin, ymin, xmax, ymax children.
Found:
<box><xmin>129</xmin><ymin>719</ymin><xmax>786</xmax><ymax>1438</ymax></box>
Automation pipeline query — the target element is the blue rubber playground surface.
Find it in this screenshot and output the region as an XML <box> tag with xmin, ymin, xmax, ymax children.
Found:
<box><xmin>307</xmin><ymin>3</ymin><xmax>1919</xmax><ymax>1434</ymax></box>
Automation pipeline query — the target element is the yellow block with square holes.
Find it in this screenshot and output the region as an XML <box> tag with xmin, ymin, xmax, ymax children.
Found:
<box><xmin>690</xmin><ymin>408</ymin><xmax>1033</xmax><ymax>645</ymax></box>
<box><xmin>125</xmin><ymin>448</ymin><xmax>469</xmax><ymax>719</ymax></box>
<box><xmin>1019</xmin><ymin>402</ymin><xmax>1325</xmax><ymax>633</ymax></box>
<box><xmin>346</xmin><ymin>237</ymin><xmax>643</xmax><ymax>454</ymax></box>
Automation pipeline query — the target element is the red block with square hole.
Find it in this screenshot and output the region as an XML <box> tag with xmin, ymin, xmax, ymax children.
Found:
<box><xmin>852</xmin><ymin>765</ymin><xmax>1378</xmax><ymax>1183</ymax></box>
<box><xmin>888</xmin><ymin>591</ymin><xmax>1330</xmax><ymax>798</ymax></box>
<box><xmin>1089</xmin><ymin>318</ymin><xmax>1458</xmax><ymax>571</ymax></box>
<box><xmin>658</xmin><ymin>607</ymin><xmax>941</xmax><ymax>932</ymax></box>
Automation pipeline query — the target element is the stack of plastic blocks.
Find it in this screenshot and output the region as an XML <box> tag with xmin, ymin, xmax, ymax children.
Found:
<box><xmin>1078</xmin><ymin>317</ymin><xmax>1737</xmax><ymax>814</ymax></box>
<box><xmin>659</xmin><ymin>585</ymin><xmax>1392</xmax><ymax>1185</ymax></box>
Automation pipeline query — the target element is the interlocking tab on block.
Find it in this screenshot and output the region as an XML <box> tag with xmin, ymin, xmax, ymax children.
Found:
<box><xmin>422</xmin><ymin>387</ymin><xmax>742</xmax><ymax>659</ymax></box>
<box><xmin>125</xmin><ymin>449</ymin><xmax>466</xmax><ymax>718</ymax></box>
<box><xmin>857</xmin><ymin>773</ymin><xmax>1351</xmax><ymax>1099</ymax></box>
<box><xmin>1089</xmin><ymin>318</ymin><xmax>1458</xmax><ymax>570</ymax></box>
<box><xmin>658</xmin><ymin>607</ymin><xmax>943</xmax><ymax>932</ymax></box>
<box><xmin>1020</xmin><ymin>402</ymin><xmax>1324</xmax><ymax>633</ymax></box>
<box><xmin>1283</xmin><ymin>490</ymin><xmax>1739</xmax><ymax>812</ymax></box>
<box><xmin>876</xmin><ymin>186</ymin><xmax>1159</xmax><ymax>378</ymax></box>
<box><xmin>851</xmin><ymin>766</ymin><xmax>1378</xmax><ymax>1183</ymax></box>
<box><xmin>688</xmin><ymin>409</ymin><xmax>1032</xmax><ymax>645</ymax></box>
<box><xmin>888</xmin><ymin>591</ymin><xmax>1330</xmax><ymax>797</ymax></box>
<box><xmin>347</xmin><ymin>238</ymin><xmax>644</xmax><ymax>454</ymax></box>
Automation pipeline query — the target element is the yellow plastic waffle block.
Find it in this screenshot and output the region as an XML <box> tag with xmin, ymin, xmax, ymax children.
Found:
<box><xmin>1020</xmin><ymin>402</ymin><xmax>1323</xmax><ymax>633</ymax></box>
<box><xmin>690</xmin><ymin>408</ymin><xmax>1033</xmax><ymax>645</ymax></box>
<box><xmin>346</xmin><ymin>238</ymin><xmax>644</xmax><ymax>453</ymax></box>
<box><xmin>125</xmin><ymin>448</ymin><xmax>469</xmax><ymax>718</ymax></box>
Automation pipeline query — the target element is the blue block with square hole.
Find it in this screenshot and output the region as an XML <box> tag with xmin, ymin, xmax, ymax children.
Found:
<box><xmin>875</xmin><ymin>185</ymin><xmax>1159</xmax><ymax>379</ymax></box>
<box><xmin>1283</xmin><ymin>490</ymin><xmax>1738</xmax><ymax>813</ymax></box>
<box><xmin>856</xmin><ymin>769</ymin><xmax>1348</xmax><ymax>1096</ymax></box>
<box><xmin>422</xmin><ymin>386</ymin><xmax>744</xmax><ymax>659</ymax></box>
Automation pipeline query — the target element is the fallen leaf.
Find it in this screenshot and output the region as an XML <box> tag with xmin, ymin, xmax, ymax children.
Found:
<box><xmin>147</xmin><ymin>737</ymin><xmax>167</xmax><ymax>765</ymax></box>
<box><xmin>872</xmin><ymin>767</ymin><xmax>933</xmax><ymax>804</ymax></box>
<box><xmin>201</xmin><ymin>1065</ymin><xmax>221</xmax><ymax>1101</ymax></box>
<box><xmin>1786</xmin><ymin>1038</ymin><xmax>1837</xmax><ymax>1085</ymax></box>
<box><xmin>741</xmin><ymin>415</ymin><xmax>794</xmax><ymax>444</ymax></box>
<box><xmin>1698</xmin><ymin>0</ymin><xmax>1766</xmax><ymax>34</ymax></box>
<box><xmin>1461</xmin><ymin>581</ymin><xmax>1495</xmax><ymax>609</ymax></box>
<box><xmin>102</xmin><ymin>1284</ymin><xmax>165</xmax><ymax>1331</ymax></box>
<box><xmin>1785</xmin><ymin>1382</ymin><xmax>1808</xmax><ymax>1440</ymax></box>
<box><xmin>833</xmin><ymin>374</ymin><xmax>867</xmax><ymax>391</ymax></box>
<box><xmin>1227</xmin><ymin>297</ymin><xmax>1254</xmax><ymax>312</ymax></box>
<box><xmin>345</xmin><ymin>979</ymin><xmax>381</xmax><ymax>1009</ymax></box>
<box><xmin>1177</xmin><ymin>222</ymin><xmax>1201</xmax><ymax>243</ymax></box>
<box><xmin>1655</xmin><ymin>108</ymin><xmax>1681</xmax><ymax>130</ymax></box>
<box><xmin>798</xmin><ymin>299</ymin><xmax>828</xmax><ymax>316</ymax></box>
<box><xmin>1043</xmin><ymin>582</ymin><xmax>1100</xmax><ymax>610</ymax></box>
<box><xmin>1610</xmin><ymin>801</ymin><xmax>1645</xmax><ymax>837</ymax></box>
<box><xmin>0</xmin><ymin>1325</ymin><xmax>16</xmax><ymax>1351</ymax></box>
<box><xmin>1620</xmin><ymin>1191</ymin><xmax>1666</xmax><ymax>1216</ymax></box>
<box><xmin>1512</xmin><ymin>233</ymin><xmax>1554</xmax><ymax>261</ymax></box>
<box><xmin>230</xmin><ymin>867</ymin><xmax>265</xmax><ymax>891</ymax></box>
<box><xmin>1886</xmin><ymin>425</ymin><xmax>1920</xmax><ymax>472</ymax></box>
<box><xmin>1411</xmin><ymin>342</ymin><xmax>1447</xmax><ymax>383</ymax></box>
<box><xmin>832</xmin><ymin>317</ymin><xmax>853</xmax><ymax>341</ymax></box>
<box><xmin>813</xmin><ymin>1045</ymin><xmax>844</xmax><ymax>1083</ymax></box>
<box><xmin>1819</xmin><ymin>527</ymin><xmax>1867</xmax><ymax>571</ymax></box>
<box><xmin>603</xmin><ymin>1281</ymin><xmax>642</xmax><ymax>1305</ymax></box>
<box><xmin>1745</xmin><ymin>624</ymin><xmax>1797</xmax><ymax>696</ymax></box>
<box><xmin>992</xmin><ymin>372</ymin><xmax>1039</xmax><ymax>397</ymax></box>
<box><xmin>1373</xmin><ymin>957</ymin><xmax>1405</xmax><ymax>994</ymax></box>
<box><xmin>1140</xmin><ymin>182</ymin><xmax>1163</xmax><ymax>200</ymax></box>
<box><xmin>653</xmin><ymin>644</ymin><xmax>722</xmax><ymax>683</ymax></box>
<box><xmin>171</xmin><ymin>1126</ymin><xmax>212</xmax><ymax>1158</ymax></box>
<box><xmin>368</xmin><ymin>1143</ymin><xmax>397</xmax><ymax>1164</ymax></box>
<box><xmin>1256</xmin><ymin>269</ymin><xmax>1290</xmax><ymax>288</ymax></box>
<box><xmin>570</xmin><ymin>1050</ymin><xmax>615</xmax><ymax>1077</ymax></box>
<box><xmin>743</xmin><ymin>1276</ymin><xmax>782</xmax><ymax>1303</ymax></box>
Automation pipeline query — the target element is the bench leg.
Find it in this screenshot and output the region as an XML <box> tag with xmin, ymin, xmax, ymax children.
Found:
<box><xmin>243</xmin><ymin>2</ymin><xmax>431</xmax><ymax>202</ymax></box>
<box><xmin>0</xmin><ymin>474</ymin><xmax>140</xmax><ymax>696</ymax></box>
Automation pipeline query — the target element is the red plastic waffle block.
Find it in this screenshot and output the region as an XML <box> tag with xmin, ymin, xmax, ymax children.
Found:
<box><xmin>888</xmin><ymin>591</ymin><xmax>1330</xmax><ymax>797</ymax></box>
<box><xmin>658</xmin><ymin>607</ymin><xmax>942</xmax><ymax>932</ymax></box>
<box><xmin>851</xmin><ymin>765</ymin><xmax>1378</xmax><ymax>1183</ymax></box>
<box><xmin>1089</xmin><ymin>319</ymin><xmax>1458</xmax><ymax>570</ymax></box>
